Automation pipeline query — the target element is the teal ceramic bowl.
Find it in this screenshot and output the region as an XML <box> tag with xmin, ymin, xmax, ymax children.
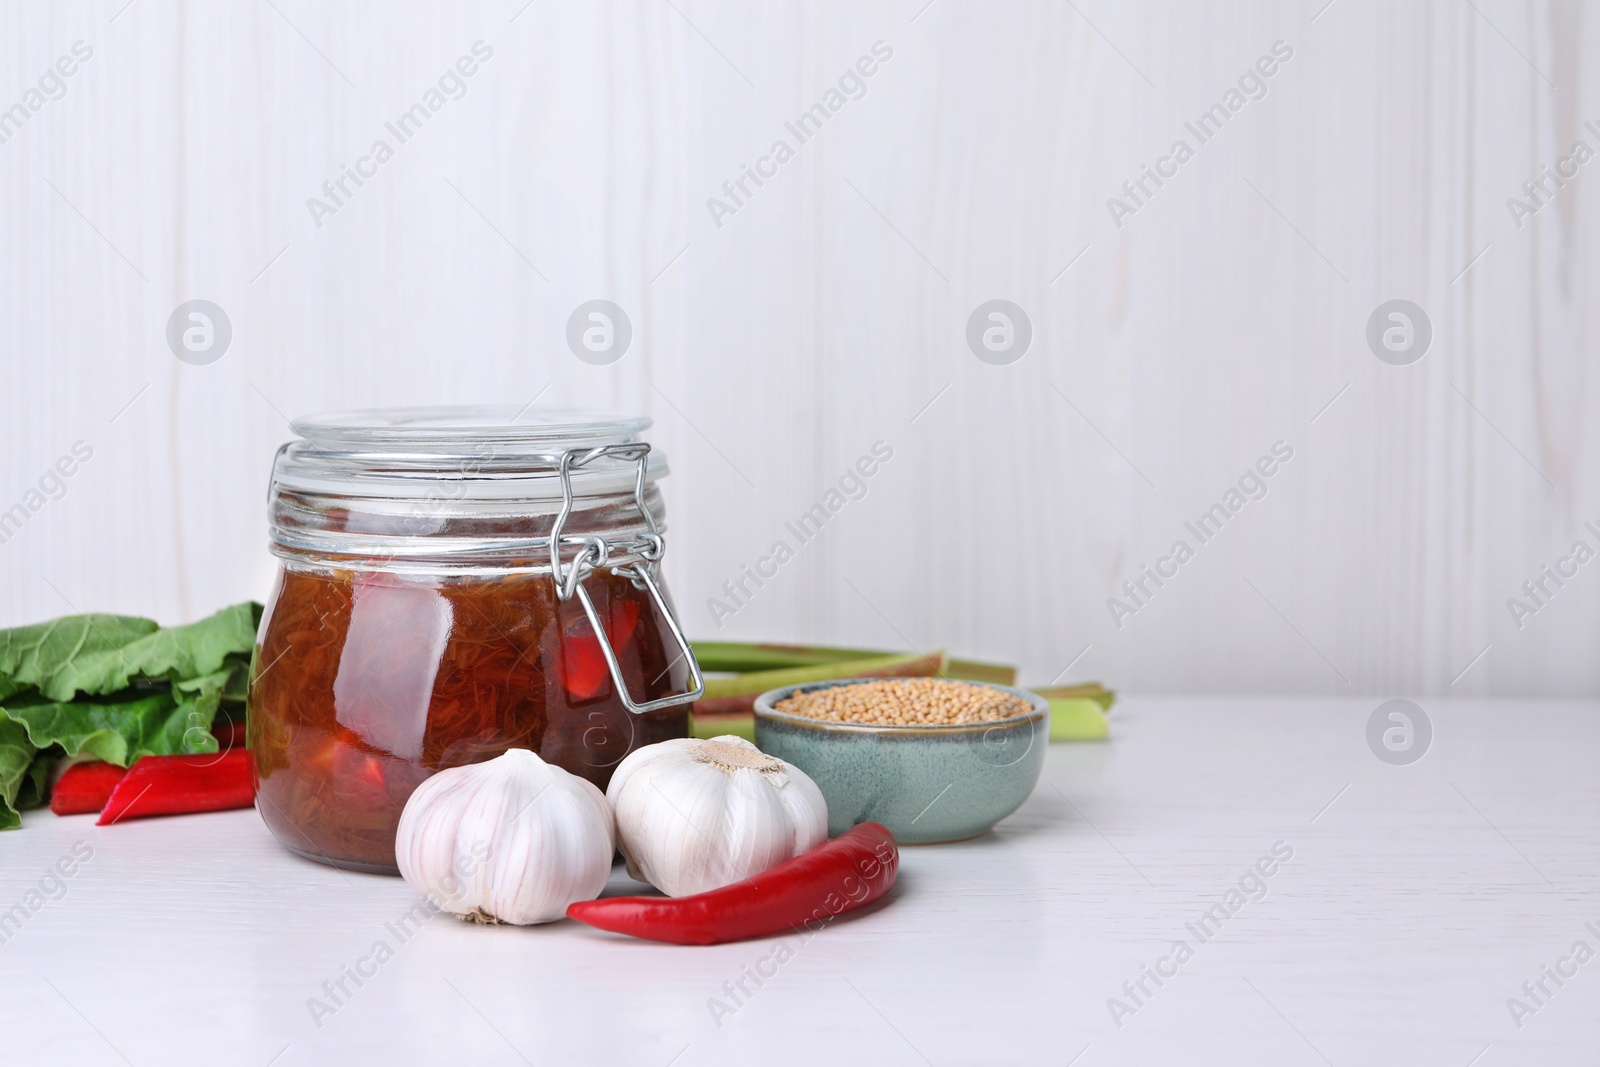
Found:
<box><xmin>753</xmin><ymin>678</ymin><xmax>1050</xmax><ymax>844</ymax></box>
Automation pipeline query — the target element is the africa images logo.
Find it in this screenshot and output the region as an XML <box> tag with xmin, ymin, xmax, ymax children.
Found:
<box><xmin>966</xmin><ymin>301</ymin><xmax>1032</xmax><ymax>365</ymax></box>
<box><xmin>1365</xmin><ymin>300</ymin><xmax>1431</xmax><ymax>366</ymax></box>
<box><xmin>1366</xmin><ymin>699</ymin><xmax>1431</xmax><ymax>765</ymax></box>
<box><xmin>166</xmin><ymin>300</ymin><xmax>232</xmax><ymax>365</ymax></box>
<box><xmin>565</xmin><ymin>300</ymin><xmax>632</xmax><ymax>365</ymax></box>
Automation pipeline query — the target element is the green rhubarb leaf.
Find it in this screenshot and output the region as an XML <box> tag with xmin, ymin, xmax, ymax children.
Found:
<box><xmin>0</xmin><ymin>615</ymin><xmax>159</xmax><ymax>700</ymax></box>
<box><xmin>0</xmin><ymin>716</ymin><xmax>36</xmax><ymax>831</ymax></box>
<box><xmin>0</xmin><ymin>683</ymin><xmax>225</xmax><ymax>767</ymax></box>
<box><xmin>222</xmin><ymin>652</ymin><xmax>253</xmax><ymax>702</ymax></box>
<box><xmin>171</xmin><ymin>667</ymin><xmax>232</xmax><ymax>751</ymax></box>
<box><xmin>14</xmin><ymin>753</ymin><xmax>52</xmax><ymax>812</ymax></box>
<box><xmin>0</xmin><ymin>603</ymin><xmax>259</xmax><ymax>701</ymax></box>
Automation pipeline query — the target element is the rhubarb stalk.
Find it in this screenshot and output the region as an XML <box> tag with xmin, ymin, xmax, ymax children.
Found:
<box><xmin>693</xmin><ymin>650</ymin><xmax>947</xmax><ymax>717</ymax></box>
<box><xmin>49</xmin><ymin>762</ymin><xmax>128</xmax><ymax>816</ymax></box>
<box><xmin>97</xmin><ymin>747</ymin><xmax>254</xmax><ymax>825</ymax></box>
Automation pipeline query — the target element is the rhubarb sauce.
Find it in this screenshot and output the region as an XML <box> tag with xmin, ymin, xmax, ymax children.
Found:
<box><xmin>248</xmin><ymin>567</ymin><xmax>689</xmax><ymax>873</ymax></box>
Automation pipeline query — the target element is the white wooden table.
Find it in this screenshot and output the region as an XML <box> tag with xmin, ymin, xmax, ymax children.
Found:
<box><xmin>2</xmin><ymin>699</ymin><xmax>1596</xmax><ymax>1066</ymax></box>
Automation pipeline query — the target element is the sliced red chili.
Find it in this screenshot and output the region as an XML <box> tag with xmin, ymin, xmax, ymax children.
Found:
<box><xmin>97</xmin><ymin>747</ymin><xmax>255</xmax><ymax>825</ymax></box>
<box><xmin>49</xmin><ymin>761</ymin><xmax>128</xmax><ymax>816</ymax></box>
<box><xmin>567</xmin><ymin>822</ymin><xmax>898</xmax><ymax>945</ymax></box>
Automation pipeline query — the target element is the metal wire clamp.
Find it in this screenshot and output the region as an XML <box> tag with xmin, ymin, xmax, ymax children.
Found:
<box><xmin>547</xmin><ymin>443</ymin><xmax>704</xmax><ymax>715</ymax></box>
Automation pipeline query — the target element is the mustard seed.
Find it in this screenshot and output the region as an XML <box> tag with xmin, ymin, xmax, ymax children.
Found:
<box><xmin>774</xmin><ymin>678</ymin><xmax>1031</xmax><ymax>726</ymax></box>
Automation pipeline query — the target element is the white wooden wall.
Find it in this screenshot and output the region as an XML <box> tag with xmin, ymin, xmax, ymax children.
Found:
<box><xmin>1</xmin><ymin>1</ymin><xmax>1595</xmax><ymax>697</ymax></box>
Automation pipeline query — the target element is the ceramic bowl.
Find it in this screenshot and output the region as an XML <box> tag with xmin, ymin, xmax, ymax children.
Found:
<box><xmin>753</xmin><ymin>678</ymin><xmax>1050</xmax><ymax>844</ymax></box>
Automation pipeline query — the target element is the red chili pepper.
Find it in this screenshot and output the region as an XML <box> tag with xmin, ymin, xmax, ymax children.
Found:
<box><xmin>49</xmin><ymin>761</ymin><xmax>128</xmax><ymax>816</ymax></box>
<box><xmin>96</xmin><ymin>747</ymin><xmax>256</xmax><ymax>825</ymax></box>
<box><xmin>567</xmin><ymin>822</ymin><xmax>899</xmax><ymax>945</ymax></box>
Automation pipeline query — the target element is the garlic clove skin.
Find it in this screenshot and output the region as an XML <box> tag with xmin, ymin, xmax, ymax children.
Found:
<box><xmin>607</xmin><ymin>735</ymin><xmax>828</xmax><ymax>897</ymax></box>
<box><xmin>396</xmin><ymin>748</ymin><xmax>615</xmax><ymax>925</ymax></box>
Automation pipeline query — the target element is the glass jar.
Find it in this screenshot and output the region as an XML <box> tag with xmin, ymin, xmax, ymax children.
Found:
<box><xmin>247</xmin><ymin>407</ymin><xmax>703</xmax><ymax>873</ymax></box>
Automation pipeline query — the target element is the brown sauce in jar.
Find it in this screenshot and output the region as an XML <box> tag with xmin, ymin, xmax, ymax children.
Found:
<box><xmin>249</xmin><ymin>566</ymin><xmax>688</xmax><ymax>873</ymax></box>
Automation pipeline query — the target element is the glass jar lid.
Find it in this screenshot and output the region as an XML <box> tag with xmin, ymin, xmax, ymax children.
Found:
<box><xmin>291</xmin><ymin>405</ymin><xmax>652</xmax><ymax>455</ymax></box>
<box><xmin>274</xmin><ymin>405</ymin><xmax>668</xmax><ymax>501</ymax></box>
<box><xmin>267</xmin><ymin>404</ymin><xmax>673</xmax><ymax>568</ymax></box>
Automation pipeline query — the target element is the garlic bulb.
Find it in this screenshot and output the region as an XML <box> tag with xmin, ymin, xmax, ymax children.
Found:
<box><xmin>607</xmin><ymin>735</ymin><xmax>827</xmax><ymax>897</ymax></box>
<box><xmin>396</xmin><ymin>748</ymin><xmax>614</xmax><ymax>925</ymax></box>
